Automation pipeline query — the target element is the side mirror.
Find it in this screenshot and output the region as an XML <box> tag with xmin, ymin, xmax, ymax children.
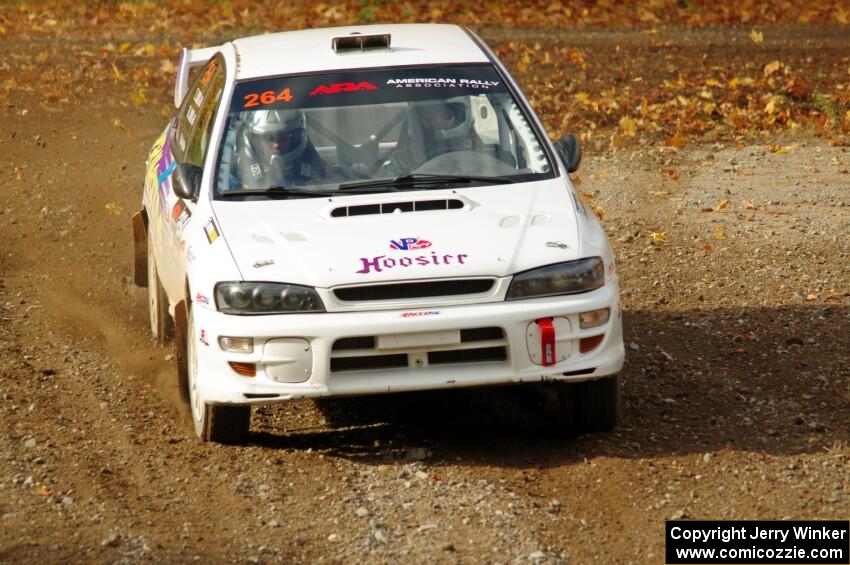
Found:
<box><xmin>172</xmin><ymin>162</ymin><xmax>202</xmax><ymax>200</ymax></box>
<box><xmin>554</xmin><ymin>134</ymin><xmax>582</xmax><ymax>173</ymax></box>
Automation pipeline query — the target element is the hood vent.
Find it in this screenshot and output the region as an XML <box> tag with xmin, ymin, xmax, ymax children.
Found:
<box><xmin>330</xmin><ymin>198</ymin><xmax>465</xmax><ymax>218</ymax></box>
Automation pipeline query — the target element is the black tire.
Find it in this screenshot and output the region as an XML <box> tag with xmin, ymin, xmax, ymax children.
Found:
<box><xmin>147</xmin><ymin>232</ymin><xmax>173</xmax><ymax>344</ymax></box>
<box><xmin>555</xmin><ymin>375</ymin><xmax>619</xmax><ymax>436</ymax></box>
<box><xmin>186</xmin><ymin>311</ymin><xmax>250</xmax><ymax>444</ymax></box>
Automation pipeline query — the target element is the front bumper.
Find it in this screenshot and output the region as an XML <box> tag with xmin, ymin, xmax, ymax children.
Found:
<box><xmin>191</xmin><ymin>282</ymin><xmax>624</xmax><ymax>405</ymax></box>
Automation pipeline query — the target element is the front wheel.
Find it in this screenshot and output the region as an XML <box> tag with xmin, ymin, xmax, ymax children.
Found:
<box><xmin>186</xmin><ymin>312</ymin><xmax>250</xmax><ymax>444</ymax></box>
<box><xmin>554</xmin><ymin>375</ymin><xmax>619</xmax><ymax>436</ymax></box>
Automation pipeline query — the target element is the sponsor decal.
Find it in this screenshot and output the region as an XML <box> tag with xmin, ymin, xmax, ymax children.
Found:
<box><xmin>356</xmin><ymin>252</ymin><xmax>468</xmax><ymax>275</ymax></box>
<box><xmin>389</xmin><ymin>237</ymin><xmax>431</xmax><ymax>251</ymax></box>
<box><xmin>186</xmin><ymin>105</ymin><xmax>197</xmax><ymax>126</ymax></box>
<box><xmin>546</xmin><ymin>241</ymin><xmax>568</xmax><ymax>249</ymax></box>
<box><xmin>386</xmin><ymin>78</ymin><xmax>499</xmax><ymax>89</ymax></box>
<box><xmin>145</xmin><ymin>130</ymin><xmax>169</xmax><ymax>235</ymax></box>
<box><xmin>253</xmin><ymin>259</ymin><xmax>275</xmax><ymax>268</ymax></box>
<box><xmin>203</xmin><ymin>218</ymin><xmax>219</xmax><ymax>244</ymax></box>
<box><xmin>153</xmin><ymin>135</ymin><xmax>175</xmax><ymax>222</ymax></box>
<box><xmin>400</xmin><ymin>311</ymin><xmax>440</xmax><ymax>318</ymax></box>
<box><xmin>184</xmin><ymin>244</ymin><xmax>196</xmax><ymax>265</ymax></box>
<box><xmin>242</xmin><ymin>88</ymin><xmax>292</xmax><ymax>109</ymax></box>
<box><xmin>199</xmin><ymin>329</ymin><xmax>210</xmax><ymax>346</ymax></box>
<box><xmin>195</xmin><ymin>293</ymin><xmax>210</xmax><ymax>305</ymax></box>
<box><xmin>193</xmin><ymin>89</ymin><xmax>204</xmax><ymax>107</ymax></box>
<box><xmin>171</xmin><ymin>199</ymin><xmax>191</xmax><ymax>233</ymax></box>
<box><xmin>309</xmin><ymin>81</ymin><xmax>377</xmax><ymax>96</ymax></box>
<box><xmin>157</xmin><ymin>160</ymin><xmax>176</xmax><ymax>186</ymax></box>
<box><xmin>201</xmin><ymin>61</ymin><xmax>217</xmax><ymax>86</ymax></box>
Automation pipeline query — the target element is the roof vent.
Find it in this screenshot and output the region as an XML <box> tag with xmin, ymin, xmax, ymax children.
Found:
<box><xmin>332</xmin><ymin>34</ymin><xmax>391</xmax><ymax>53</ymax></box>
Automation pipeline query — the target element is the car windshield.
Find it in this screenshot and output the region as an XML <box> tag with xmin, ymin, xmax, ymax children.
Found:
<box><xmin>214</xmin><ymin>64</ymin><xmax>554</xmax><ymax>198</ymax></box>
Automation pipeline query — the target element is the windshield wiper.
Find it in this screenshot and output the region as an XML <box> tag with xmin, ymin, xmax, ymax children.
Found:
<box><xmin>219</xmin><ymin>186</ymin><xmax>390</xmax><ymax>198</ymax></box>
<box><xmin>338</xmin><ymin>173</ymin><xmax>515</xmax><ymax>191</ymax></box>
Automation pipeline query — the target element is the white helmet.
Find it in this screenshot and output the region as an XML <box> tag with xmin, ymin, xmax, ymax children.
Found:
<box><xmin>239</xmin><ymin>109</ymin><xmax>306</xmax><ymax>166</ymax></box>
<box><xmin>411</xmin><ymin>96</ymin><xmax>473</xmax><ymax>141</ymax></box>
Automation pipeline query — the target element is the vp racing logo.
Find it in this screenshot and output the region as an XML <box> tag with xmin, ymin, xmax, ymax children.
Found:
<box><xmin>389</xmin><ymin>237</ymin><xmax>431</xmax><ymax>251</ymax></box>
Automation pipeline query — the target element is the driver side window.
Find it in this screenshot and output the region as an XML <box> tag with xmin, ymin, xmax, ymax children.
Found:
<box><xmin>173</xmin><ymin>55</ymin><xmax>225</xmax><ymax>167</ymax></box>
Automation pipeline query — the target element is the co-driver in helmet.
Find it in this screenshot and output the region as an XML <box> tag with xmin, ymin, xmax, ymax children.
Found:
<box><xmin>235</xmin><ymin>109</ymin><xmax>327</xmax><ymax>189</ymax></box>
<box><xmin>379</xmin><ymin>96</ymin><xmax>480</xmax><ymax>176</ymax></box>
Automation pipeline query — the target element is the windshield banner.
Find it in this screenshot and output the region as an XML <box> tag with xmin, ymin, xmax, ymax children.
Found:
<box><xmin>231</xmin><ymin>65</ymin><xmax>507</xmax><ymax>113</ymax></box>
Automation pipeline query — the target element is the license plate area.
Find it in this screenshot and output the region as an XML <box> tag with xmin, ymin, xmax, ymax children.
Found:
<box><xmin>376</xmin><ymin>330</ymin><xmax>461</xmax><ymax>350</ymax></box>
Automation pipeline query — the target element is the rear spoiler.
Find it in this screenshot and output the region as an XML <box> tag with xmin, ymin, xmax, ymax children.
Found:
<box><xmin>174</xmin><ymin>46</ymin><xmax>220</xmax><ymax>108</ymax></box>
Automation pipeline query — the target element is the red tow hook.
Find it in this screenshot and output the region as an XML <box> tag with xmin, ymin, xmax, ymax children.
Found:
<box><xmin>536</xmin><ymin>317</ymin><xmax>556</xmax><ymax>366</ymax></box>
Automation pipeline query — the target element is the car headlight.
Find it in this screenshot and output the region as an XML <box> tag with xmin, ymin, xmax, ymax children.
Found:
<box><xmin>506</xmin><ymin>257</ymin><xmax>604</xmax><ymax>300</ymax></box>
<box><xmin>214</xmin><ymin>282</ymin><xmax>325</xmax><ymax>314</ymax></box>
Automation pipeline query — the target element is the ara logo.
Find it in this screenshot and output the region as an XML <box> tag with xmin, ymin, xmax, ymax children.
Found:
<box><xmin>309</xmin><ymin>81</ymin><xmax>378</xmax><ymax>96</ymax></box>
<box><xmin>390</xmin><ymin>237</ymin><xmax>432</xmax><ymax>251</ymax></box>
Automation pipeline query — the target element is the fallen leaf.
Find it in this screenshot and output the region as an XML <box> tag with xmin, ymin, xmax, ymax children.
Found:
<box><xmin>133</xmin><ymin>43</ymin><xmax>156</xmax><ymax>57</ymax></box>
<box><xmin>741</xmin><ymin>199</ymin><xmax>754</xmax><ymax>209</ymax></box>
<box><xmin>650</xmin><ymin>232</ymin><xmax>666</xmax><ymax>243</ymax></box>
<box><xmin>714</xmin><ymin>199</ymin><xmax>730</xmax><ymax>212</ymax></box>
<box><xmin>111</xmin><ymin>118</ymin><xmax>126</xmax><ymax>131</ymax></box>
<box><xmin>160</xmin><ymin>59</ymin><xmax>177</xmax><ymax>74</ymax></box>
<box><xmin>783</xmin><ymin>78</ymin><xmax>809</xmax><ymax>100</ymax></box>
<box><xmin>665</xmin><ymin>134</ymin><xmax>687</xmax><ymax>149</ymax></box>
<box><xmin>130</xmin><ymin>88</ymin><xmax>147</xmax><ymax>106</ymax></box>
<box><xmin>763</xmin><ymin>60</ymin><xmax>782</xmax><ymax>77</ymax></box>
<box><xmin>805</xmin><ymin>293</ymin><xmax>817</xmax><ymax>301</ymax></box>
<box><xmin>574</xmin><ymin>92</ymin><xmax>590</xmax><ymax>105</ymax></box>
<box><xmin>591</xmin><ymin>205</ymin><xmax>606</xmax><ymax>220</ymax></box>
<box><xmin>764</xmin><ymin>96</ymin><xmax>783</xmax><ymax>114</ymax></box>
<box><xmin>567</xmin><ymin>49</ymin><xmax>586</xmax><ymax>68</ymax></box>
<box><xmin>34</xmin><ymin>485</ymin><xmax>52</xmax><ymax>496</ymax></box>
<box><xmin>650</xmin><ymin>190</ymin><xmax>671</xmax><ymax>197</ymax></box>
<box><xmin>570</xmin><ymin>174</ymin><xmax>581</xmax><ymax>186</ymax></box>
<box><xmin>749</xmin><ymin>29</ymin><xmax>764</xmax><ymax>44</ymax></box>
<box><xmin>715</xmin><ymin>225</ymin><xmax>726</xmax><ymax>240</ymax></box>
<box><xmin>105</xmin><ymin>202</ymin><xmax>124</xmax><ymax>215</ymax></box>
<box><xmin>702</xmin><ymin>244</ymin><xmax>714</xmax><ymax>252</ymax></box>
<box><xmin>619</xmin><ymin>116</ymin><xmax>637</xmax><ymax>137</ymax></box>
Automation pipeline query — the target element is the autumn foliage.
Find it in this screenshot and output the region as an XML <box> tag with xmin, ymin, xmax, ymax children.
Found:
<box><xmin>1</xmin><ymin>0</ymin><xmax>848</xmax><ymax>148</ymax></box>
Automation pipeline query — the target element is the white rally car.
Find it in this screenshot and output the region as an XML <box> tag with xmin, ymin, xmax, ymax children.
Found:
<box><xmin>132</xmin><ymin>24</ymin><xmax>624</xmax><ymax>443</ymax></box>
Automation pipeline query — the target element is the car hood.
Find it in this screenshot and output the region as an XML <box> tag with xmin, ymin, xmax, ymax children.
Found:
<box><xmin>210</xmin><ymin>179</ymin><xmax>581</xmax><ymax>288</ymax></box>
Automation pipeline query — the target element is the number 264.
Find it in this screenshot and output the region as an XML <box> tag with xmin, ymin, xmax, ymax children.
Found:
<box><xmin>243</xmin><ymin>88</ymin><xmax>293</xmax><ymax>108</ymax></box>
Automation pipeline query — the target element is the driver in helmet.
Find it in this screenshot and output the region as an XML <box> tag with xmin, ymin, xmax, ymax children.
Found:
<box><xmin>379</xmin><ymin>96</ymin><xmax>480</xmax><ymax>176</ymax></box>
<box><xmin>235</xmin><ymin>109</ymin><xmax>327</xmax><ymax>189</ymax></box>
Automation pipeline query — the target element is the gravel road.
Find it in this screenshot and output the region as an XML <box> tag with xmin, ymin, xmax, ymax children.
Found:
<box><xmin>0</xmin><ymin>22</ymin><xmax>848</xmax><ymax>564</ymax></box>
